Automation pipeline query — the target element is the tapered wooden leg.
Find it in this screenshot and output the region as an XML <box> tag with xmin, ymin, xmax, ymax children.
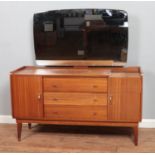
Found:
<box><xmin>133</xmin><ymin>125</ymin><xmax>138</xmax><ymax>146</ymax></box>
<box><xmin>17</xmin><ymin>123</ymin><xmax>22</xmax><ymax>141</ymax></box>
<box><xmin>28</xmin><ymin>123</ymin><xmax>31</xmax><ymax>129</ymax></box>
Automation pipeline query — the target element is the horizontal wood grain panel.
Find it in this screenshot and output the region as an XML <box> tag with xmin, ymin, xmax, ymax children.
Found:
<box><xmin>44</xmin><ymin>105</ymin><xmax>107</xmax><ymax>121</ymax></box>
<box><xmin>17</xmin><ymin>119</ymin><xmax>138</xmax><ymax>127</ymax></box>
<box><xmin>44</xmin><ymin>92</ymin><xmax>107</xmax><ymax>106</ymax></box>
<box><xmin>43</xmin><ymin>77</ymin><xmax>107</xmax><ymax>93</ymax></box>
<box><xmin>11</xmin><ymin>66</ymin><xmax>142</xmax><ymax>75</ymax></box>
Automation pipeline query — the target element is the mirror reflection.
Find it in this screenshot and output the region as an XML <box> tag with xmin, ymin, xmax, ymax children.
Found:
<box><xmin>34</xmin><ymin>9</ymin><xmax>128</xmax><ymax>63</ymax></box>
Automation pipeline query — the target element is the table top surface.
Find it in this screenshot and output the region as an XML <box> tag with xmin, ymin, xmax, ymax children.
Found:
<box><xmin>10</xmin><ymin>66</ymin><xmax>142</xmax><ymax>77</ymax></box>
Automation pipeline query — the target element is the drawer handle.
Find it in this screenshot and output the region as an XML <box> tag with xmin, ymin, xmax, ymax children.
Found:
<box><xmin>93</xmin><ymin>99</ymin><xmax>97</xmax><ymax>102</ymax></box>
<box><xmin>52</xmin><ymin>85</ymin><xmax>57</xmax><ymax>88</ymax></box>
<box><xmin>109</xmin><ymin>95</ymin><xmax>112</xmax><ymax>105</ymax></box>
<box><xmin>93</xmin><ymin>112</ymin><xmax>97</xmax><ymax>116</ymax></box>
<box><xmin>53</xmin><ymin>111</ymin><xmax>58</xmax><ymax>114</ymax></box>
<box><xmin>53</xmin><ymin>98</ymin><xmax>58</xmax><ymax>101</ymax></box>
<box><xmin>93</xmin><ymin>85</ymin><xmax>98</xmax><ymax>88</ymax></box>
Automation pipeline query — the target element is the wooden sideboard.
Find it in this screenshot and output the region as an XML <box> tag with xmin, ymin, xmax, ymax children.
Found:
<box><xmin>10</xmin><ymin>66</ymin><xmax>143</xmax><ymax>145</ymax></box>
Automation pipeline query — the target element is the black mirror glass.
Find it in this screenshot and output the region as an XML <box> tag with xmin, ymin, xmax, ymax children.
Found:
<box><xmin>34</xmin><ymin>9</ymin><xmax>128</xmax><ymax>65</ymax></box>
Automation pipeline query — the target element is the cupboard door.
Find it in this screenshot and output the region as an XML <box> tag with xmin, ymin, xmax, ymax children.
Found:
<box><xmin>11</xmin><ymin>75</ymin><xmax>43</xmax><ymax>119</ymax></box>
<box><xmin>108</xmin><ymin>77</ymin><xmax>142</xmax><ymax>122</ymax></box>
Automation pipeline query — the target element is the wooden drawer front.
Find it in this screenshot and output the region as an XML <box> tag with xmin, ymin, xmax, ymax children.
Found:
<box><xmin>44</xmin><ymin>105</ymin><xmax>107</xmax><ymax>121</ymax></box>
<box><xmin>44</xmin><ymin>92</ymin><xmax>107</xmax><ymax>106</ymax></box>
<box><xmin>44</xmin><ymin>77</ymin><xmax>107</xmax><ymax>93</ymax></box>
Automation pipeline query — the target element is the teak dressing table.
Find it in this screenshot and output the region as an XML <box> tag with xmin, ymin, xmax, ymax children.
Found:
<box><xmin>10</xmin><ymin>66</ymin><xmax>143</xmax><ymax>145</ymax></box>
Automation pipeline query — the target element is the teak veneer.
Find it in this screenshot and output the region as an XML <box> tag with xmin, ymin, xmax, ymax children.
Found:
<box><xmin>10</xmin><ymin>66</ymin><xmax>143</xmax><ymax>145</ymax></box>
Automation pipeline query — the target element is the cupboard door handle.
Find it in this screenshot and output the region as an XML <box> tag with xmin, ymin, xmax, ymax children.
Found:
<box><xmin>37</xmin><ymin>94</ymin><xmax>41</xmax><ymax>100</ymax></box>
<box><xmin>93</xmin><ymin>99</ymin><xmax>97</xmax><ymax>102</ymax></box>
<box><xmin>53</xmin><ymin>98</ymin><xmax>58</xmax><ymax>101</ymax></box>
<box><xmin>109</xmin><ymin>96</ymin><xmax>112</xmax><ymax>105</ymax></box>
<box><xmin>93</xmin><ymin>85</ymin><xmax>98</xmax><ymax>88</ymax></box>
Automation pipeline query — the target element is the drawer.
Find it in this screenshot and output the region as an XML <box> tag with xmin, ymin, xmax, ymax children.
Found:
<box><xmin>43</xmin><ymin>77</ymin><xmax>107</xmax><ymax>93</ymax></box>
<box><xmin>44</xmin><ymin>92</ymin><xmax>107</xmax><ymax>106</ymax></box>
<box><xmin>44</xmin><ymin>105</ymin><xmax>107</xmax><ymax>121</ymax></box>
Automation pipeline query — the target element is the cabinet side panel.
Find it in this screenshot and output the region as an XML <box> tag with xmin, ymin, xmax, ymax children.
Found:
<box><xmin>140</xmin><ymin>76</ymin><xmax>143</xmax><ymax>121</ymax></box>
<box><xmin>10</xmin><ymin>75</ymin><xmax>16</xmax><ymax>118</ymax></box>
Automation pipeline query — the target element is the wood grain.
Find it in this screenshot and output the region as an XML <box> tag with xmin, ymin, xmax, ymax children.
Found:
<box><xmin>10</xmin><ymin>66</ymin><xmax>142</xmax><ymax>77</ymax></box>
<box><xmin>108</xmin><ymin>77</ymin><xmax>142</xmax><ymax>122</ymax></box>
<box><xmin>10</xmin><ymin>66</ymin><xmax>142</xmax><ymax>145</ymax></box>
<box><xmin>44</xmin><ymin>105</ymin><xmax>107</xmax><ymax>121</ymax></box>
<box><xmin>108</xmin><ymin>77</ymin><xmax>142</xmax><ymax>93</ymax></box>
<box><xmin>2</xmin><ymin>124</ymin><xmax>155</xmax><ymax>153</ymax></box>
<box><xmin>44</xmin><ymin>92</ymin><xmax>107</xmax><ymax>106</ymax></box>
<box><xmin>11</xmin><ymin>75</ymin><xmax>43</xmax><ymax>119</ymax></box>
<box><xmin>133</xmin><ymin>124</ymin><xmax>138</xmax><ymax>145</ymax></box>
<box><xmin>17</xmin><ymin>123</ymin><xmax>22</xmax><ymax>141</ymax></box>
<box><xmin>16</xmin><ymin>119</ymin><xmax>137</xmax><ymax>127</ymax></box>
<box><xmin>108</xmin><ymin>93</ymin><xmax>141</xmax><ymax>122</ymax></box>
<box><xmin>44</xmin><ymin>77</ymin><xmax>107</xmax><ymax>93</ymax></box>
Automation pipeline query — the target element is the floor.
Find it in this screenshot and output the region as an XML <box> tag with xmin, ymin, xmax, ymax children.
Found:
<box><xmin>0</xmin><ymin>124</ymin><xmax>155</xmax><ymax>153</ymax></box>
